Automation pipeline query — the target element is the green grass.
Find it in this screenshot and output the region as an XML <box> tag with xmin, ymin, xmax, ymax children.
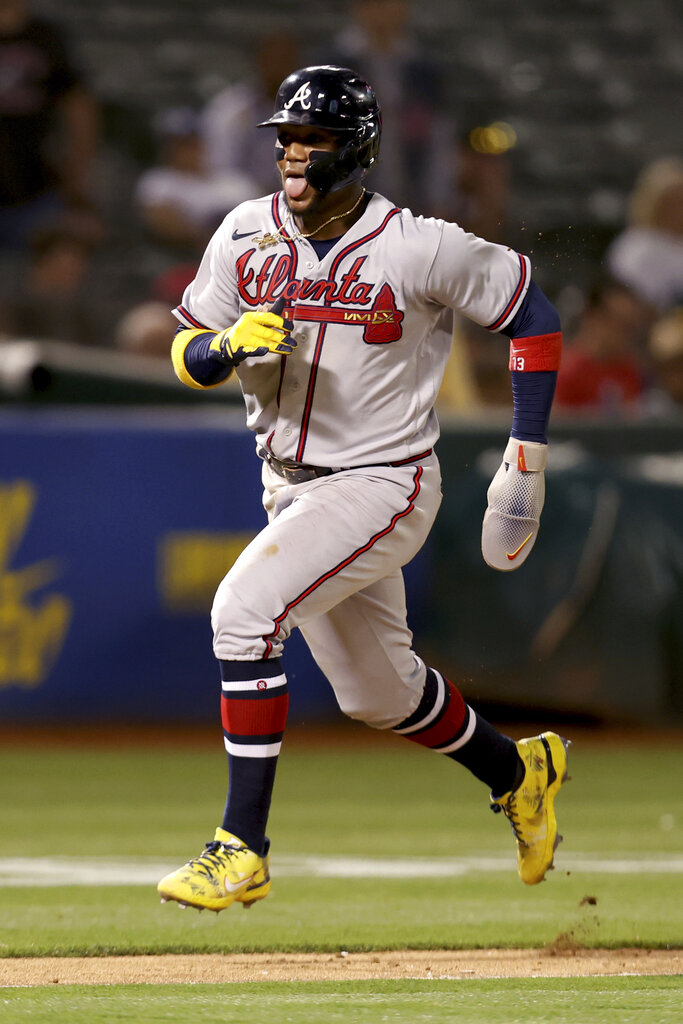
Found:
<box><xmin>1</xmin><ymin>978</ymin><xmax>682</xmax><ymax>1024</ymax></box>
<box><xmin>2</xmin><ymin>736</ymin><xmax>682</xmax><ymax>858</ymax></box>
<box><xmin>0</xmin><ymin>730</ymin><xmax>682</xmax><ymax>955</ymax></box>
<box><xmin>0</xmin><ymin>874</ymin><xmax>678</xmax><ymax>955</ymax></box>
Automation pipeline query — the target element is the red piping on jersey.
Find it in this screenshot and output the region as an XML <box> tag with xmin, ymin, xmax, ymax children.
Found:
<box><xmin>271</xmin><ymin>192</ymin><xmax>300</xmax><ymax>299</ymax></box>
<box><xmin>272</xmin><ymin>192</ymin><xmax>292</xmax><ymax>240</ymax></box>
<box><xmin>487</xmin><ymin>254</ymin><xmax>528</xmax><ymax>332</ymax></box>
<box><xmin>276</xmin><ymin>356</ymin><xmax>287</xmax><ymax>407</ymax></box>
<box><xmin>272</xmin><ymin>193</ymin><xmax>299</xmax><ymax>266</ymax></box>
<box><xmin>271</xmin><ymin>193</ymin><xmax>300</xmax><ymax>407</ymax></box>
<box><xmin>287</xmin><ymin>202</ymin><xmax>401</xmax><ymax>465</ymax></box>
<box><xmin>390</xmin><ymin>448</ymin><xmax>432</xmax><ymax>466</ymax></box>
<box><xmin>262</xmin><ymin>465</ymin><xmax>424</xmax><ymax>656</ymax></box>
<box><xmin>329</xmin><ymin>207</ymin><xmax>401</xmax><ymax>279</ymax></box>
<box><xmin>295</xmin><ymin>323</ymin><xmax>327</xmax><ymax>462</ymax></box>
<box><xmin>174</xmin><ymin>304</ymin><xmax>209</xmax><ymax>330</ymax></box>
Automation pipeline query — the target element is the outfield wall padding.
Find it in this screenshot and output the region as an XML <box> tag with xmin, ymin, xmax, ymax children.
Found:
<box><xmin>0</xmin><ymin>407</ymin><xmax>680</xmax><ymax>724</ymax></box>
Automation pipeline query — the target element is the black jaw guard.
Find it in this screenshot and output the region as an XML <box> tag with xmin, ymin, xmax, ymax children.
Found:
<box><xmin>305</xmin><ymin>142</ymin><xmax>367</xmax><ymax>195</ymax></box>
<box><xmin>274</xmin><ymin>123</ymin><xmax>379</xmax><ymax>196</ymax></box>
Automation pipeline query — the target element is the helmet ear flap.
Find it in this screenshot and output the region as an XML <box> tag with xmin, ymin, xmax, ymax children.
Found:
<box><xmin>356</xmin><ymin>123</ymin><xmax>378</xmax><ymax>169</ymax></box>
<box><xmin>304</xmin><ymin>142</ymin><xmax>361</xmax><ymax>194</ymax></box>
<box><xmin>355</xmin><ymin>115</ymin><xmax>382</xmax><ymax>170</ymax></box>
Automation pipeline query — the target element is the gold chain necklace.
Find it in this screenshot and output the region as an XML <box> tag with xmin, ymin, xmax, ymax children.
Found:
<box><xmin>253</xmin><ymin>189</ymin><xmax>366</xmax><ymax>250</ymax></box>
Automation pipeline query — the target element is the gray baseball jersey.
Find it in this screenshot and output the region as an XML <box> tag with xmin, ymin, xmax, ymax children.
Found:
<box><xmin>174</xmin><ymin>191</ymin><xmax>530</xmax><ymax>468</ymax></box>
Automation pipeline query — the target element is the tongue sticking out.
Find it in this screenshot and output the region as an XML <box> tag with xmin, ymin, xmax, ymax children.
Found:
<box><xmin>285</xmin><ymin>176</ymin><xmax>308</xmax><ymax>199</ymax></box>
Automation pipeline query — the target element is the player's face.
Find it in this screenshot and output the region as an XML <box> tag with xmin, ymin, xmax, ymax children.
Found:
<box><xmin>276</xmin><ymin>124</ymin><xmax>342</xmax><ymax>213</ymax></box>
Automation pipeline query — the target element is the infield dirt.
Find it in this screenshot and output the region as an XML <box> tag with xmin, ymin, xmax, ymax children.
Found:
<box><xmin>1</xmin><ymin>949</ymin><xmax>681</xmax><ymax>986</ymax></box>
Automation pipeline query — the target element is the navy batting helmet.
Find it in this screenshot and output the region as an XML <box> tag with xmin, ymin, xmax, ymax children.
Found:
<box><xmin>257</xmin><ymin>65</ymin><xmax>381</xmax><ymax>195</ymax></box>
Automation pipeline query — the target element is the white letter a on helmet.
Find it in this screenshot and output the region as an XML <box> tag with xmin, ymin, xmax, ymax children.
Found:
<box><xmin>284</xmin><ymin>82</ymin><xmax>312</xmax><ymax>110</ymax></box>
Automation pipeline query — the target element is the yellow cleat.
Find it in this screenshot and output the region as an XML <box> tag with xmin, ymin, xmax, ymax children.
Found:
<box><xmin>491</xmin><ymin>732</ymin><xmax>570</xmax><ymax>885</ymax></box>
<box><xmin>157</xmin><ymin>828</ymin><xmax>270</xmax><ymax>912</ymax></box>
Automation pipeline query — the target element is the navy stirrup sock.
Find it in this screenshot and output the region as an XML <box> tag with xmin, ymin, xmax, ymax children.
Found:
<box><xmin>393</xmin><ymin>668</ymin><xmax>523</xmax><ymax>794</ymax></box>
<box><xmin>219</xmin><ymin>657</ymin><xmax>289</xmax><ymax>856</ymax></box>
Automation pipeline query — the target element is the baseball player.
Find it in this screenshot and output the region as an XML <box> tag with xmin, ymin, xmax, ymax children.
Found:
<box><xmin>158</xmin><ymin>66</ymin><xmax>569</xmax><ymax>913</ymax></box>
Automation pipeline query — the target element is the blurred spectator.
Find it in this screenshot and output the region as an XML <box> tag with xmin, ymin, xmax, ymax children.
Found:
<box><xmin>113</xmin><ymin>263</ymin><xmax>197</xmax><ymax>360</ymax></box>
<box><xmin>643</xmin><ymin>308</ymin><xmax>683</xmax><ymax>414</ymax></box>
<box><xmin>0</xmin><ymin>224</ymin><xmax>100</xmax><ymax>345</ymax></box>
<box><xmin>113</xmin><ymin>264</ymin><xmax>250</xmax><ymax>389</ymax></box>
<box><xmin>115</xmin><ymin>301</ymin><xmax>176</xmax><ymax>360</ymax></box>
<box><xmin>151</xmin><ymin>262</ymin><xmax>200</xmax><ymax>308</ymax></box>
<box><xmin>450</xmin><ymin>126</ymin><xmax>512</xmax><ymax>243</ymax></box>
<box><xmin>113</xmin><ymin>291</ymin><xmax>241</xmax><ymax>397</ymax></box>
<box><xmin>324</xmin><ymin>0</ymin><xmax>455</xmax><ymax>215</ymax></box>
<box><xmin>554</xmin><ymin>278</ymin><xmax>656</xmax><ymax>413</ymax></box>
<box><xmin>200</xmin><ymin>30</ymin><xmax>302</xmax><ymax>196</ymax></box>
<box><xmin>134</xmin><ymin>107</ymin><xmax>256</xmax><ymax>254</ymax></box>
<box><xmin>0</xmin><ymin>0</ymin><xmax>100</xmax><ymax>250</ymax></box>
<box><xmin>605</xmin><ymin>157</ymin><xmax>683</xmax><ymax>313</ymax></box>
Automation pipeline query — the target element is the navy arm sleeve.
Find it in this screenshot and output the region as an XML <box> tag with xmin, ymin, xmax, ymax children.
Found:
<box><xmin>499</xmin><ymin>280</ymin><xmax>562</xmax><ymax>444</ymax></box>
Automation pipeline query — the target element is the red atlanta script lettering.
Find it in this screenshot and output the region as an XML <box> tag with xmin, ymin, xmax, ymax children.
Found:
<box><xmin>236</xmin><ymin>251</ymin><xmax>373</xmax><ymax>307</ymax></box>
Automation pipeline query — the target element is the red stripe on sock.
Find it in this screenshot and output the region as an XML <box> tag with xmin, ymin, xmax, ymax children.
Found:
<box><xmin>404</xmin><ymin>681</ymin><xmax>467</xmax><ymax>750</ymax></box>
<box><xmin>221</xmin><ymin>693</ymin><xmax>290</xmax><ymax>735</ymax></box>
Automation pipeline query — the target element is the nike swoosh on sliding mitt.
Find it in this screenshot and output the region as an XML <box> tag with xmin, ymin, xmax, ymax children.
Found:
<box><xmin>482</xmin><ymin>439</ymin><xmax>547</xmax><ymax>572</ymax></box>
<box><xmin>506</xmin><ymin>531</ymin><xmax>534</xmax><ymax>561</ymax></box>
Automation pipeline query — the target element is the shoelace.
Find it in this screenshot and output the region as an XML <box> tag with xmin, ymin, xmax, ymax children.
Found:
<box><xmin>189</xmin><ymin>840</ymin><xmax>243</xmax><ymax>879</ymax></box>
<box><xmin>491</xmin><ymin>795</ymin><xmax>529</xmax><ymax>848</ymax></box>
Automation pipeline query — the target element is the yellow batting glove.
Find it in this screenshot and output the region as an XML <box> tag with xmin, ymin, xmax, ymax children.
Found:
<box><xmin>209</xmin><ymin>298</ymin><xmax>295</xmax><ymax>366</ymax></box>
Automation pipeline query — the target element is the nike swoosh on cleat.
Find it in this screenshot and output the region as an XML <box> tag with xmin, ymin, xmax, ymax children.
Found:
<box><xmin>224</xmin><ymin>874</ymin><xmax>253</xmax><ymax>893</ymax></box>
<box><xmin>506</xmin><ymin>532</ymin><xmax>534</xmax><ymax>561</ymax></box>
<box><xmin>232</xmin><ymin>228</ymin><xmax>259</xmax><ymax>240</ymax></box>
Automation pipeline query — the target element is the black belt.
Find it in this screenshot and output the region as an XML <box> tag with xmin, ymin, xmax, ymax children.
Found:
<box><xmin>259</xmin><ymin>449</ymin><xmax>337</xmax><ymax>483</ymax></box>
<box><xmin>259</xmin><ymin>447</ymin><xmax>433</xmax><ymax>485</ymax></box>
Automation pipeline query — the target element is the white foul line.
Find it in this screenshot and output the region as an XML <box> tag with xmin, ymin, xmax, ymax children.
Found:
<box><xmin>0</xmin><ymin>853</ymin><xmax>681</xmax><ymax>887</ymax></box>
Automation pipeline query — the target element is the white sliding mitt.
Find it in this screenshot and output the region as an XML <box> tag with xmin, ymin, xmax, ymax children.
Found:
<box><xmin>481</xmin><ymin>438</ymin><xmax>547</xmax><ymax>571</ymax></box>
